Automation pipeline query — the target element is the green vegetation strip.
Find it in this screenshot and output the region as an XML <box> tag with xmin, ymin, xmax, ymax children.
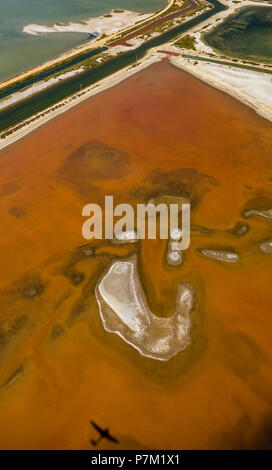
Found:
<box><xmin>175</xmin><ymin>35</ymin><xmax>196</xmax><ymax>50</ymax></box>
<box><xmin>0</xmin><ymin>0</ymin><xmax>226</xmax><ymax>135</ymax></box>
<box><xmin>0</xmin><ymin>47</ymin><xmax>107</xmax><ymax>99</ymax></box>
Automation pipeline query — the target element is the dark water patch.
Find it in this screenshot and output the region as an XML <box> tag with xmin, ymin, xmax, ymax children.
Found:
<box><xmin>61</xmin><ymin>244</ymin><xmax>96</xmax><ymax>287</ymax></box>
<box><xmin>50</xmin><ymin>323</ymin><xmax>65</xmax><ymax>341</ymax></box>
<box><xmin>68</xmin><ymin>244</ymin><xmax>95</xmax><ymax>267</ymax></box>
<box><xmin>0</xmin><ymin>181</ymin><xmax>19</xmax><ymax>197</ymax></box>
<box><xmin>243</xmin><ymin>196</ymin><xmax>272</xmax><ymax>212</ymax></box>
<box><xmin>141</xmin><ymin>168</ymin><xmax>218</xmax><ymax>207</ymax></box>
<box><xmin>191</xmin><ymin>225</ymin><xmax>215</xmax><ymax>234</ymax></box>
<box><xmin>203</xmin><ymin>6</ymin><xmax>272</xmax><ymax>64</ymax></box>
<box><xmin>0</xmin><ymin>315</ymin><xmax>29</xmax><ymax>351</ymax></box>
<box><xmin>54</xmin><ymin>289</ymin><xmax>71</xmax><ymax>310</ymax></box>
<box><xmin>22</xmin><ymin>277</ymin><xmax>44</xmax><ymax>298</ymax></box>
<box><xmin>0</xmin><ymin>365</ymin><xmax>24</xmax><ymax>389</ymax></box>
<box><xmin>64</xmin><ymin>270</ymin><xmax>85</xmax><ymax>286</ymax></box>
<box><xmin>77</xmin><ymin>245</ymin><xmax>94</xmax><ymax>258</ymax></box>
<box><xmin>9</xmin><ymin>206</ymin><xmax>26</xmax><ymax>218</ymax></box>
<box><xmin>65</xmin><ymin>258</ymin><xmax>107</xmax><ymax>326</ymax></box>
<box><xmin>58</xmin><ymin>141</ymin><xmax>131</xmax><ymax>193</ymax></box>
<box><xmin>229</xmin><ymin>221</ymin><xmax>249</xmax><ymax>237</ymax></box>
<box><xmin>242</xmin><ymin>196</ymin><xmax>272</xmax><ymax>219</ymax></box>
<box><xmin>7</xmin><ymin>315</ymin><xmax>29</xmax><ymax>335</ymax></box>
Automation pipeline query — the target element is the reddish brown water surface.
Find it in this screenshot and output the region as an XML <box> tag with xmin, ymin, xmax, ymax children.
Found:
<box><xmin>0</xmin><ymin>61</ymin><xmax>272</xmax><ymax>449</ymax></box>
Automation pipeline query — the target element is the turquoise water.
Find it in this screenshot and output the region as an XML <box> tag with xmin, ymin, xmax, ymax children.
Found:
<box><xmin>0</xmin><ymin>0</ymin><xmax>166</xmax><ymax>82</ymax></box>
<box><xmin>0</xmin><ymin>0</ymin><xmax>226</xmax><ymax>132</ymax></box>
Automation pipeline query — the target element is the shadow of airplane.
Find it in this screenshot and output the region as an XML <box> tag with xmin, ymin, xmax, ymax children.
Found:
<box><xmin>90</xmin><ymin>420</ymin><xmax>119</xmax><ymax>446</ymax></box>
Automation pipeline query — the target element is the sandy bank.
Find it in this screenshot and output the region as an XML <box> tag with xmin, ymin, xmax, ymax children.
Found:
<box><xmin>170</xmin><ymin>54</ymin><xmax>272</xmax><ymax>122</ymax></box>
<box><xmin>96</xmin><ymin>256</ymin><xmax>193</xmax><ymax>361</ymax></box>
<box><xmin>23</xmin><ymin>9</ymin><xmax>151</xmax><ymax>37</ymax></box>
<box><xmin>0</xmin><ymin>68</ymin><xmax>84</xmax><ymax>111</ymax></box>
<box><xmin>199</xmin><ymin>62</ymin><xmax>272</xmax><ymax>108</ymax></box>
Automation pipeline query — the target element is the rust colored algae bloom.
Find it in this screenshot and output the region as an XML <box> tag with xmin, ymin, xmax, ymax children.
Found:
<box><xmin>0</xmin><ymin>61</ymin><xmax>272</xmax><ymax>450</ymax></box>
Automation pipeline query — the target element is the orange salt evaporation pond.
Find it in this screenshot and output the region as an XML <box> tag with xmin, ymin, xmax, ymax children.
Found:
<box><xmin>0</xmin><ymin>60</ymin><xmax>272</xmax><ymax>450</ymax></box>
